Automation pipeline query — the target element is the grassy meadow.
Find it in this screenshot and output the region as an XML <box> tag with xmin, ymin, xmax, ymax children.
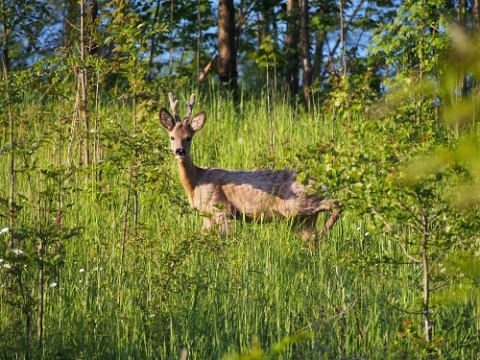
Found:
<box><xmin>0</xmin><ymin>87</ymin><xmax>479</xmax><ymax>359</ymax></box>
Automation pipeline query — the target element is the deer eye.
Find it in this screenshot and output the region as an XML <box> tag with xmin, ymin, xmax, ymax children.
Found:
<box><xmin>170</xmin><ymin>136</ymin><xmax>175</xmax><ymax>140</ymax></box>
<box><xmin>186</xmin><ymin>136</ymin><xmax>192</xmax><ymax>142</ymax></box>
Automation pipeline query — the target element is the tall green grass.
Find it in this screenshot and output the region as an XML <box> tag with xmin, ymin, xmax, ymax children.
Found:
<box><xmin>0</xmin><ymin>89</ymin><xmax>478</xmax><ymax>359</ymax></box>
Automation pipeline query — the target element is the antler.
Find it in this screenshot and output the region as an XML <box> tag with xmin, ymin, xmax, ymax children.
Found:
<box><xmin>168</xmin><ymin>92</ymin><xmax>181</xmax><ymax>122</ymax></box>
<box><xmin>183</xmin><ymin>94</ymin><xmax>196</xmax><ymax>123</ymax></box>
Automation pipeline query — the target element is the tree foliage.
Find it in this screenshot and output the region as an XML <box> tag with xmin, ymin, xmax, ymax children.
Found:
<box><xmin>1</xmin><ymin>0</ymin><xmax>480</xmax><ymax>358</ymax></box>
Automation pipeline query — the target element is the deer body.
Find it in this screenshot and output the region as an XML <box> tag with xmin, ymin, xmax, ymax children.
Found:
<box><xmin>161</xmin><ymin>93</ymin><xmax>341</xmax><ymax>240</ymax></box>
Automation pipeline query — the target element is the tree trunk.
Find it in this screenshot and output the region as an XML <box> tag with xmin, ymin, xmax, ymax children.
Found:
<box><xmin>79</xmin><ymin>0</ymin><xmax>90</xmax><ymax>165</ymax></box>
<box><xmin>63</xmin><ymin>0</ymin><xmax>77</xmax><ymax>49</ymax></box>
<box><xmin>1</xmin><ymin>0</ymin><xmax>10</xmax><ymax>74</ymax></box>
<box><xmin>87</xmin><ymin>0</ymin><xmax>99</xmax><ymax>55</ymax></box>
<box><xmin>258</xmin><ymin>11</ymin><xmax>267</xmax><ymax>46</ymax></box>
<box><xmin>218</xmin><ymin>0</ymin><xmax>238</xmax><ymax>96</ymax></box>
<box><xmin>312</xmin><ymin>5</ymin><xmax>326</xmax><ymax>80</ymax></box>
<box><xmin>421</xmin><ymin>230</ymin><xmax>432</xmax><ymax>343</ymax></box>
<box><xmin>149</xmin><ymin>0</ymin><xmax>162</xmax><ymax>70</ymax></box>
<box><xmin>4</xmin><ymin>58</ymin><xmax>14</xmax><ymax>248</ymax></box>
<box><xmin>284</xmin><ymin>0</ymin><xmax>299</xmax><ymax>99</ymax></box>
<box><xmin>457</xmin><ymin>0</ymin><xmax>468</xmax><ymax>95</ymax></box>
<box><xmin>474</xmin><ymin>0</ymin><xmax>480</xmax><ymax>30</ymax></box>
<box><xmin>37</xmin><ymin>237</ymin><xmax>45</xmax><ymax>351</ymax></box>
<box><xmin>299</xmin><ymin>0</ymin><xmax>312</xmax><ymax>107</ymax></box>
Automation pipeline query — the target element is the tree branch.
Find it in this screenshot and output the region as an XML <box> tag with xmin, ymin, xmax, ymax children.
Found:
<box><xmin>198</xmin><ymin>54</ymin><xmax>217</xmax><ymax>83</ymax></box>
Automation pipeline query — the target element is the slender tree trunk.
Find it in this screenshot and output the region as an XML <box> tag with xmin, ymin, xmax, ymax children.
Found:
<box><xmin>218</xmin><ymin>0</ymin><xmax>238</xmax><ymax>96</ymax></box>
<box><xmin>132</xmin><ymin>81</ymin><xmax>139</xmax><ymax>233</ymax></box>
<box><xmin>472</xmin><ymin>0</ymin><xmax>480</xmax><ymax>107</ymax></box>
<box><xmin>56</xmin><ymin>99</ymin><xmax>64</xmax><ymax>289</ymax></box>
<box><xmin>79</xmin><ymin>0</ymin><xmax>90</xmax><ymax>166</ymax></box>
<box><xmin>1</xmin><ymin>0</ymin><xmax>10</xmax><ymax>74</ymax></box>
<box><xmin>37</xmin><ymin>236</ymin><xmax>45</xmax><ymax>351</ymax></box>
<box><xmin>312</xmin><ymin>5</ymin><xmax>326</xmax><ymax>80</ymax></box>
<box><xmin>169</xmin><ymin>0</ymin><xmax>174</xmax><ymax>74</ymax></box>
<box><xmin>87</xmin><ymin>0</ymin><xmax>99</xmax><ymax>55</ymax></box>
<box><xmin>299</xmin><ymin>0</ymin><xmax>312</xmax><ymax>107</ymax></box>
<box><xmin>457</xmin><ymin>0</ymin><xmax>468</xmax><ymax>96</ymax></box>
<box><xmin>3</xmin><ymin>55</ymin><xmax>14</xmax><ymax>248</ymax></box>
<box><xmin>149</xmin><ymin>0</ymin><xmax>162</xmax><ymax>70</ymax></box>
<box><xmin>474</xmin><ymin>0</ymin><xmax>480</xmax><ymax>30</ymax></box>
<box><xmin>258</xmin><ymin>7</ymin><xmax>270</xmax><ymax>46</ymax></box>
<box><xmin>418</xmin><ymin>208</ymin><xmax>432</xmax><ymax>344</ymax></box>
<box><xmin>284</xmin><ymin>0</ymin><xmax>299</xmax><ymax>99</ymax></box>
<box><xmin>421</xmin><ymin>231</ymin><xmax>432</xmax><ymax>342</ymax></box>
<box><xmin>339</xmin><ymin>0</ymin><xmax>346</xmax><ymax>74</ymax></box>
<box><xmin>64</xmin><ymin>0</ymin><xmax>77</xmax><ymax>49</ymax></box>
<box><xmin>197</xmin><ymin>0</ymin><xmax>201</xmax><ymax>76</ymax></box>
<box><xmin>23</xmin><ymin>286</ymin><xmax>32</xmax><ymax>360</ymax></box>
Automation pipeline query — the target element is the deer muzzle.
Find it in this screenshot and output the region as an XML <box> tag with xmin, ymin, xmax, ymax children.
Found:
<box><xmin>175</xmin><ymin>148</ymin><xmax>186</xmax><ymax>157</ymax></box>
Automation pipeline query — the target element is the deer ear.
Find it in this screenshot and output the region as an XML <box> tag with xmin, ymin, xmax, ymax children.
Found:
<box><xmin>190</xmin><ymin>111</ymin><xmax>206</xmax><ymax>132</ymax></box>
<box><xmin>160</xmin><ymin>108</ymin><xmax>175</xmax><ymax>131</ymax></box>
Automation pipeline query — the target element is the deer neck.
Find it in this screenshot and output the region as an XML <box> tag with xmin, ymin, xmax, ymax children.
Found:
<box><xmin>176</xmin><ymin>156</ymin><xmax>199</xmax><ymax>204</ymax></box>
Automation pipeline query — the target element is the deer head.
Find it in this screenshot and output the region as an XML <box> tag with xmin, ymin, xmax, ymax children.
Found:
<box><xmin>160</xmin><ymin>93</ymin><xmax>206</xmax><ymax>161</ymax></box>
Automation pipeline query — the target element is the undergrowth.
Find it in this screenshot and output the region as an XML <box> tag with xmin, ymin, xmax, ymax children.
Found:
<box><xmin>0</xmin><ymin>89</ymin><xmax>479</xmax><ymax>359</ymax></box>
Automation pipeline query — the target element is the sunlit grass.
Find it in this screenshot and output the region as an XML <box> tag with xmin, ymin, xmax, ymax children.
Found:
<box><xmin>0</xmin><ymin>88</ymin><xmax>478</xmax><ymax>359</ymax></box>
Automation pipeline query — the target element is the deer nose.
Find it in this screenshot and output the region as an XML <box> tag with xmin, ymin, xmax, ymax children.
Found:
<box><xmin>175</xmin><ymin>148</ymin><xmax>186</xmax><ymax>156</ymax></box>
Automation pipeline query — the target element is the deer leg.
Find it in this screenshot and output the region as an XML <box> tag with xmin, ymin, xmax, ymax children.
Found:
<box><xmin>293</xmin><ymin>215</ymin><xmax>318</xmax><ymax>242</ymax></box>
<box><xmin>318</xmin><ymin>208</ymin><xmax>342</xmax><ymax>238</ymax></box>
<box><xmin>202</xmin><ymin>216</ymin><xmax>213</xmax><ymax>230</ymax></box>
<box><xmin>203</xmin><ymin>211</ymin><xmax>230</xmax><ymax>236</ymax></box>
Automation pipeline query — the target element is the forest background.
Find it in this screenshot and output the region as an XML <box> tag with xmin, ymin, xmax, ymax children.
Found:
<box><xmin>1</xmin><ymin>0</ymin><xmax>480</xmax><ymax>359</ymax></box>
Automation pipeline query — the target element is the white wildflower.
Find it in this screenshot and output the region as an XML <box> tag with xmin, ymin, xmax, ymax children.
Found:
<box><xmin>50</xmin><ymin>282</ymin><xmax>58</xmax><ymax>288</ymax></box>
<box><xmin>0</xmin><ymin>227</ymin><xmax>9</xmax><ymax>235</ymax></box>
<box><xmin>79</xmin><ymin>268</ymin><xmax>85</xmax><ymax>273</ymax></box>
<box><xmin>12</xmin><ymin>248</ymin><xmax>25</xmax><ymax>256</ymax></box>
<box><xmin>3</xmin><ymin>263</ymin><xmax>11</xmax><ymax>269</ymax></box>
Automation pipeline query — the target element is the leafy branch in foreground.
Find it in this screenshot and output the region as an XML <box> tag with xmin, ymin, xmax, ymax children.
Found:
<box><xmin>289</xmin><ymin>28</ymin><xmax>480</xmax><ymax>356</ymax></box>
<box><xmin>222</xmin><ymin>331</ymin><xmax>313</xmax><ymax>360</ymax></box>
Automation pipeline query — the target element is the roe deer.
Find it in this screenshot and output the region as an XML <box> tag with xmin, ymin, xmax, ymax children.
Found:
<box><xmin>160</xmin><ymin>93</ymin><xmax>341</xmax><ymax>241</ymax></box>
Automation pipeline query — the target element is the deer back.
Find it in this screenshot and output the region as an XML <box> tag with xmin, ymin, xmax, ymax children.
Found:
<box><xmin>191</xmin><ymin>167</ymin><xmax>328</xmax><ymax>220</ymax></box>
